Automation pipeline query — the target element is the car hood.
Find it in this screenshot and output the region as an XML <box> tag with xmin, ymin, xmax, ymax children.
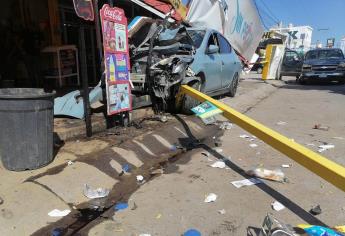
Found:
<box><xmin>304</xmin><ymin>58</ymin><xmax>345</xmax><ymax>65</ymax></box>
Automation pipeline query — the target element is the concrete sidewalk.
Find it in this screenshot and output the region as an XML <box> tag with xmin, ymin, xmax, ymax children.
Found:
<box><xmin>0</xmin><ymin>75</ymin><xmax>283</xmax><ymax>235</ymax></box>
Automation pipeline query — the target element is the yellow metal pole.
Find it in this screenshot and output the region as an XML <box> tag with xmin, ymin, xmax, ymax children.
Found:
<box><xmin>180</xmin><ymin>85</ymin><xmax>345</xmax><ymax>192</ymax></box>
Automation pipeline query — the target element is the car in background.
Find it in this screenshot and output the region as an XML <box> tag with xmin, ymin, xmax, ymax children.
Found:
<box><xmin>276</xmin><ymin>49</ymin><xmax>303</xmax><ymax>80</ymax></box>
<box><xmin>298</xmin><ymin>48</ymin><xmax>345</xmax><ymax>84</ymax></box>
<box><xmin>129</xmin><ymin>17</ymin><xmax>242</xmax><ymax>113</ymax></box>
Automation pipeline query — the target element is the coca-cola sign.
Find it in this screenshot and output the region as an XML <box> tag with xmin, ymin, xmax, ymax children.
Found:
<box><xmin>102</xmin><ymin>5</ymin><xmax>124</xmax><ymax>21</ymax></box>
<box><xmin>73</xmin><ymin>0</ymin><xmax>94</xmax><ymax>21</ymax></box>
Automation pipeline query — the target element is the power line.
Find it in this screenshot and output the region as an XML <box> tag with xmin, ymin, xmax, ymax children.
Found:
<box><xmin>258</xmin><ymin>0</ymin><xmax>280</xmax><ymax>23</ymax></box>
<box><xmin>253</xmin><ymin>0</ymin><xmax>270</xmax><ymax>30</ymax></box>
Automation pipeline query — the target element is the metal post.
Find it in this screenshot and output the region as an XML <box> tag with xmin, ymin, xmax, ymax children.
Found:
<box><xmin>93</xmin><ymin>0</ymin><xmax>103</xmax><ymax>64</ymax></box>
<box><xmin>79</xmin><ymin>27</ymin><xmax>92</xmax><ymax>137</ymax></box>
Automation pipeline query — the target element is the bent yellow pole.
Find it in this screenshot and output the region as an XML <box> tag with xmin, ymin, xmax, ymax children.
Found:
<box><xmin>181</xmin><ymin>85</ymin><xmax>345</xmax><ymax>192</ymax></box>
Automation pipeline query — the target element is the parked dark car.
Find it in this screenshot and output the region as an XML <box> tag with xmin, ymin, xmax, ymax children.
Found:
<box><xmin>276</xmin><ymin>49</ymin><xmax>303</xmax><ymax>80</ymax></box>
<box><xmin>298</xmin><ymin>48</ymin><xmax>345</xmax><ymax>84</ymax></box>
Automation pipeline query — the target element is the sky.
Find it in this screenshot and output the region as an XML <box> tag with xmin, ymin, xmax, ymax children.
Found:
<box><xmin>181</xmin><ymin>0</ymin><xmax>345</xmax><ymax>47</ymax></box>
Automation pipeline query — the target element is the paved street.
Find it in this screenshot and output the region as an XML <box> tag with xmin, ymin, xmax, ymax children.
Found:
<box><xmin>1</xmin><ymin>74</ymin><xmax>345</xmax><ymax>235</ymax></box>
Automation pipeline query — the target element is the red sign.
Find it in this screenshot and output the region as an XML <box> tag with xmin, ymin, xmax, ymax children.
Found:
<box><xmin>100</xmin><ymin>4</ymin><xmax>132</xmax><ymax>115</ymax></box>
<box><xmin>73</xmin><ymin>0</ymin><xmax>95</xmax><ymax>21</ymax></box>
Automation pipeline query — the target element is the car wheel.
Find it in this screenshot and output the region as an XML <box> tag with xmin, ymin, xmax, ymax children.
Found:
<box><xmin>257</xmin><ymin>67</ymin><xmax>263</xmax><ymax>74</ymax></box>
<box><xmin>228</xmin><ymin>73</ymin><xmax>239</xmax><ymax>97</ymax></box>
<box><xmin>338</xmin><ymin>80</ymin><xmax>345</xmax><ymax>85</ymax></box>
<box><xmin>298</xmin><ymin>78</ymin><xmax>306</xmax><ymax>85</ymax></box>
<box><xmin>181</xmin><ymin>80</ymin><xmax>202</xmax><ymax>114</ymax></box>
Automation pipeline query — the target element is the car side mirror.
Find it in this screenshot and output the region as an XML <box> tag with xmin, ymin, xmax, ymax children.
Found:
<box><xmin>207</xmin><ymin>45</ymin><xmax>219</xmax><ymax>54</ymax></box>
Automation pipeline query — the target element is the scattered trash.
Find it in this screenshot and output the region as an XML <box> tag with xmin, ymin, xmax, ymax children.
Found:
<box><xmin>136</xmin><ymin>175</ymin><xmax>144</xmax><ymax>183</ymax></box>
<box><xmin>151</xmin><ymin>168</ymin><xmax>164</xmax><ymax>175</ymax></box>
<box><xmin>155</xmin><ymin>213</ymin><xmax>162</xmax><ymax>219</ymax></box>
<box><xmin>214</xmin><ymin>138</ymin><xmax>222</xmax><ymax>147</ymax></box>
<box><xmin>318</xmin><ymin>144</ymin><xmax>335</xmax><ymax>153</ymax></box>
<box><xmin>220</xmin><ymin>122</ymin><xmax>233</xmax><ymax>130</ymax></box>
<box><xmin>240</xmin><ymin>134</ymin><xmax>250</xmax><ymax>139</ymax></box>
<box><xmin>128</xmin><ymin>199</ymin><xmax>137</xmax><ymax>210</ymax></box>
<box><xmin>83</xmin><ymin>184</ymin><xmax>110</xmax><ymax>199</ymax></box>
<box><xmin>207</xmin><ymin>158</ymin><xmax>213</xmax><ymax>162</ymax></box>
<box><xmin>67</xmin><ymin>160</ymin><xmax>74</xmax><ymax>166</ymax></box>
<box><xmin>76</xmin><ymin>140</ymin><xmax>80</xmax><ymax>143</ymax></box>
<box><xmin>183</xmin><ymin>229</ymin><xmax>201</xmax><ymax>236</ymax></box>
<box><xmin>48</xmin><ymin>209</ymin><xmax>71</xmax><ymax>217</ymax></box>
<box><xmin>51</xmin><ymin>228</ymin><xmax>67</xmax><ymax>236</ymax></box>
<box><xmin>310</xmin><ymin>205</ymin><xmax>322</xmax><ymax>215</ymax></box>
<box><xmin>276</xmin><ymin>121</ymin><xmax>287</xmax><ymax>125</ymax></box>
<box><xmin>246</xmin><ymin>168</ymin><xmax>286</xmax><ymax>182</ymax></box>
<box><xmin>210</xmin><ymin>161</ymin><xmax>226</xmax><ymax>169</ymax></box>
<box><xmin>307</xmin><ymin>143</ymin><xmax>316</xmax><ymax>147</ymax></box>
<box><xmin>271</xmin><ymin>201</ymin><xmax>285</xmax><ymax>211</ymax></box>
<box><xmin>122</xmin><ymin>163</ymin><xmax>131</xmax><ymax>173</ymax></box>
<box><xmin>201</xmin><ymin>151</ymin><xmax>210</xmax><ymax>157</ymax></box>
<box><xmin>281</xmin><ymin>164</ymin><xmax>291</xmax><ymax>168</ymax></box>
<box><xmin>159</xmin><ymin>115</ymin><xmax>168</xmax><ymax>123</ymax></box>
<box><xmin>260</xmin><ymin>214</ymin><xmax>297</xmax><ymax>236</ymax></box>
<box><xmin>213</xmin><ymin>148</ymin><xmax>223</xmax><ymax>153</ymax></box>
<box><xmin>114</xmin><ymin>202</ymin><xmax>128</xmax><ymax>211</ymax></box>
<box><xmin>204</xmin><ymin>193</ymin><xmax>217</xmax><ymax>203</ymax></box>
<box><xmin>334</xmin><ymin>226</ymin><xmax>345</xmax><ymax>233</ymax></box>
<box><xmin>231</xmin><ymin>178</ymin><xmax>262</xmax><ymax>188</ymax></box>
<box><xmin>218</xmin><ymin>209</ymin><xmax>226</xmax><ymax>215</ymax></box>
<box><xmin>332</xmin><ymin>137</ymin><xmax>345</xmax><ymax>140</ymax></box>
<box><xmin>249</xmin><ymin>143</ymin><xmax>258</xmax><ymax>148</ymax></box>
<box><xmin>313</xmin><ymin>124</ymin><xmax>330</xmax><ymax>131</ymax></box>
<box><xmin>298</xmin><ymin>225</ymin><xmax>342</xmax><ymax>236</ymax></box>
<box><xmin>139</xmin><ymin>234</ymin><xmax>151</xmax><ymax>236</ymax></box>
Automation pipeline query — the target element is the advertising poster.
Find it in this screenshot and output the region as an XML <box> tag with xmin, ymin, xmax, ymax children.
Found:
<box><xmin>100</xmin><ymin>4</ymin><xmax>132</xmax><ymax>115</ymax></box>
<box><xmin>73</xmin><ymin>0</ymin><xmax>95</xmax><ymax>21</ymax></box>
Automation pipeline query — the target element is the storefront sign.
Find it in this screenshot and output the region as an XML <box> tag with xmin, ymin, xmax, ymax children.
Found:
<box><xmin>100</xmin><ymin>4</ymin><xmax>132</xmax><ymax>115</ymax></box>
<box><xmin>73</xmin><ymin>0</ymin><xmax>95</xmax><ymax>21</ymax></box>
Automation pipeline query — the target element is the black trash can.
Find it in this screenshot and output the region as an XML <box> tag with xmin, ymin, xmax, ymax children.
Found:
<box><xmin>0</xmin><ymin>88</ymin><xmax>55</xmax><ymax>171</ymax></box>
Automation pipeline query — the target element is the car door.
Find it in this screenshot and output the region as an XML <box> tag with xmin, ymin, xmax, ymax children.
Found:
<box><xmin>281</xmin><ymin>50</ymin><xmax>303</xmax><ymax>75</ymax></box>
<box><xmin>217</xmin><ymin>33</ymin><xmax>236</xmax><ymax>88</ymax></box>
<box><xmin>202</xmin><ymin>32</ymin><xmax>222</xmax><ymax>92</ymax></box>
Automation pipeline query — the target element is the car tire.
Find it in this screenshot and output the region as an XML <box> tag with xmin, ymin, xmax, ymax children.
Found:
<box><xmin>228</xmin><ymin>73</ymin><xmax>239</xmax><ymax>97</ymax></box>
<box><xmin>298</xmin><ymin>78</ymin><xmax>306</xmax><ymax>85</ymax></box>
<box><xmin>338</xmin><ymin>80</ymin><xmax>345</xmax><ymax>85</ymax></box>
<box><xmin>181</xmin><ymin>80</ymin><xmax>202</xmax><ymax>114</ymax></box>
<box><xmin>257</xmin><ymin>67</ymin><xmax>263</xmax><ymax>74</ymax></box>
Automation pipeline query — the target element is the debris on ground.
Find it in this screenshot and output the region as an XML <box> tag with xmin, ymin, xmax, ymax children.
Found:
<box><xmin>307</xmin><ymin>143</ymin><xmax>316</xmax><ymax>147</ymax></box>
<box><xmin>214</xmin><ymin>137</ymin><xmax>222</xmax><ymax>147</ymax></box>
<box><xmin>0</xmin><ymin>196</ymin><xmax>3</xmax><ymax>205</ymax></box>
<box><xmin>204</xmin><ymin>193</ymin><xmax>217</xmax><ymax>203</ymax></box>
<box><xmin>281</xmin><ymin>164</ymin><xmax>292</xmax><ymax>168</ymax></box>
<box><xmin>334</xmin><ymin>226</ymin><xmax>345</xmax><ymax>233</ymax></box>
<box><xmin>249</xmin><ymin>143</ymin><xmax>258</xmax><ymax>148</ymax></box>
<box><xmin>150</xmin><ymin>168</ymin><xmax>164</xmax><ymax>175</ymax></box>
<box><xmin>155</xmin><ymin>213</ymin><xmax>162</xmax><ymax>219</ymax></box>
<box><xmin>313</xmin><ymin>124</ymin><xmax>330</xmax><ymax>131</ymax></box>
<box><xmin>139</xmin><ymin>234</ymin><xmax>151</xmax><ymax>236</ymax></box>
<box><xmin>201</xmin><ymin>151</ymin><xmax>210</xmax><ymax>157</ymax></box>
<box><xmin>67</xmin><ymin>160</ymin><xmax>74</xmax><ymax>166</ymax></box>
<box><xmin>210</xmin><ymin>161</ymin><xmax>226</xmax><ymax>169</ymax></box>
<box><xmin>128</xmin><ymin>199</ymin><xmax>137</xmax><ymax>210</ymax></box>
<box><xmin>276</xmin><ymin>121</ymin><xmax>287</xmax><ymax>125</ymax></box>
<box><xmin>309</xmin><ymin>205</ymin><xmax>322</xmax><ymax>215</ymax></box>
<box><xmin>122</xmin><ymin>163</ymin><xmax>131</xmax><ymax>173</ymax></box>
<box><xmin>213</xmin><ymin>148</ymin><xmax>223</xmax><ymax>153</ymax></box>
<box><xmin>271</xmin><ymin>201</ymin><xmax>285</xmax><ymax>211</ymax></box>
<box><xmin>114</xmin><ymin>202</ymin><xmax>129</xmax><ymax>211</ymax></box>
<box><xmin>218</xmin><ymin>209</ymin><xmax>226</xmax><ymax>215</ymax></box>
<box><xmin>136</xmin><ymin>175</ymin><xmax>144</xmax><ymax>183</ymax></box>
<box><xmin>246</xmin><ymin>168</ymin><xmax>286</xmax><ymax>182</ymax></box>
<box><xmin>231</xmin><ymin>178</ymin><xmax>263</xmax><ymax>188</ymax></box>
<box><xmin>318</xmin><ymin>144</ymin><xmax>335</xmax><ymax>153</ymax></box>
<box><xmin>332</xmin><ymin>137</ymin><xmax>345</xmax><ymax>140</ymax></box>
<box><xmin>219</xmin><ymin>122</ymin><xmax>233</xmax><ymax>130</ymax></box>
<box><xmin>83</xmin><ymin>184</ymin><xmax>110</xmax><ymax>199</ymax></box>
<box><xmin>48</xmin><ymin>209</ymin><xmax>71</xmax><ymax>217</ymax></box>
<box><xmin>183</xmin><ymin>229</ymin><xmax>201</xmax><ymax>236</ymax></box>
<box><xmin>51</xmin><ymin>228</ymin><xmax>67</xmax><ymax>236</ymax></box>
<box><xmin>298</xmin><ymin>225</ymin><xmax>342</xmax><ymax>236</ymax></box>
<box><xmin>239</xmin><ymin>134</ymin><xmax>251</xmax><ymax>139</ymax></box>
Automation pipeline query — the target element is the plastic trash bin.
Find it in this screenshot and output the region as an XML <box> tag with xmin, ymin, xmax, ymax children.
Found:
<box><xmin>0</xmin><ymin>88</ymin><xmax>55</xmax><ymax>171</ymax></box>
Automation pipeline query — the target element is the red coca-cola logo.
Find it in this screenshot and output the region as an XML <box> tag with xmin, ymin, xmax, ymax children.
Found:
<box><xmin>103</xmin><ymin>5</ymin><xmax>123</xmax><ymax>21</ymax></box>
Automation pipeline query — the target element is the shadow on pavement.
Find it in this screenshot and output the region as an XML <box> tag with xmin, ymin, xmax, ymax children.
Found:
<box><xmin>281</xmin><ymin>77</ymin><xmax>345</xmax><ymax>96</ymax></box>
<box><xmin>174</xmin><ymin>114</ymin><xmax>328</xmax><ymax>227</ymax></box>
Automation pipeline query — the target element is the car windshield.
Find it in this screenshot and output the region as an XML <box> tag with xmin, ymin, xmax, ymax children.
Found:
<box><xmin>186</xmin><ymin>30</ymin><xmax>206</xmax><ymax>48</ymax></box>
<box><xmin>305</xmin><ymin>49</ymin><xmax>344</xmax><ymax>60</ymax></box>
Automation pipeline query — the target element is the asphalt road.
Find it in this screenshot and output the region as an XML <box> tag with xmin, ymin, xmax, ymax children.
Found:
<box><xmin>84</xmin><ymin>76</ymin><xmax>345</xmax><ymax>235</ymax></box>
